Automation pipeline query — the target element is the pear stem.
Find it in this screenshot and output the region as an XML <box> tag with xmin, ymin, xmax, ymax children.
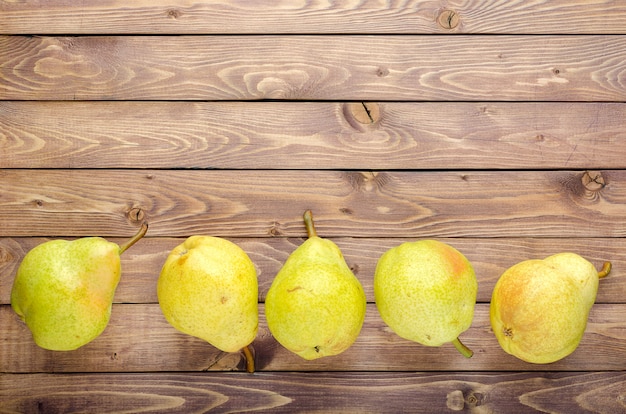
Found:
<box><xmin>303</xmin><ymin>210</ymin><xmax>317</xmax><ymax>238</ymax></box>
<box><xmin>118</xmin><ymin>222</ymin><xmax>149</xmax><ymax>254</ymax></box>
<box><xmin>452</xmin><ymin>337</ymin><xmax>473</xmax><ymax>358</ymax></box>
<box><xmin>598</xmin><ymin>261</ymin><xmax>612</xmax><ymax>279</ymax></box>
<box><xmin>242</xmin><ymin>345</ymin><xmax>255</xmax><ymax>373</ymax></box>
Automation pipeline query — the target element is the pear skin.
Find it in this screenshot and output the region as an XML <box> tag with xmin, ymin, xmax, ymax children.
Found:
<box><xmin>157</xmin><ymin>236</ymin><xmax>258</xmax><ymax>357</ymax></box>
<box><xmin>11</xmin><ymin>223</ymin><xmax>148</xmax><ymax>351</ymax></box>
<box><xmin>490</xmin><ymin>254</ymin><xmax>611</xmax><ymax>364</ymax></box>
<box><xmin>374</xmin><ymin>240</ymin><xmax>476</xmax><ymax>357</ymax></box>
<box><xmin>542</xmin><ymin>253</ymin><xmax>603</xmax><ymax>308</ymax></box>
<box><xmin>265</xmin><ymin>210</ymin><xmax>366</xmax><ymax>360</ymax></box>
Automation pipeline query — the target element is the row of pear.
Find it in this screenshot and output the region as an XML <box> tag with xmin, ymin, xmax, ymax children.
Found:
<box><xmin>10</xmin><ymin>211</ymin><xmax>611</xmax><ymax>372</ymax></box>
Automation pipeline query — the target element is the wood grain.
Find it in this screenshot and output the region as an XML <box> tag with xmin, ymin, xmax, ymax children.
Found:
<box><xmin>3</xmin><ymin>101</ymin><xmax>625</xmax><ymax>170</ymax></box>
<box><xmin>0</xmin><ymin>169</ymin><xmax>623</xmax><ymax>238</ymax></box>
<box><xmin>2</xmin><ymin>303</ymin><xmax>625</xmax><ymax>373</ymax></box>
<box><xmin>2</xmin><ymin>35</ymin><xmax>626</xmax><ymax>101</ymax></box>
<box><xmin>2</xmin><ymin>0</ymin><xmax>626</xmax><ymax>35</ymax></box>
<box><xmin>1</xmin><ymin>237</ymin><xmax>624</xmax><ymax>305</ymax></box>
<box><xmin>1</xmin><ymin>371</ymin><xmax>625</xmax><ymax>413</ymax></box>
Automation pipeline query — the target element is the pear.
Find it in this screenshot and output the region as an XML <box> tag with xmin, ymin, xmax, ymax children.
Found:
<box><xmin>158</xmin><ymin>236</ymin><xmax>258</xmax><ymax>372</ymax></box>
<box><xmin>11</xmin><ymin>222</ymin><xmax>148</xmax><ymax>351</ymax></box>
<box><xmin>374</xmin><ymin>240</ymin><xmax>476</xmax><ymax>358</ymax></box>
<box><xmin>265</xmin><ymin>210</ymin><xmax>366</xmax><ymax>360</ymax></box>
<box><xmin>490</xmin><ymin>253</ymin><xmax>611</xmax><ymax>364</ymax></box>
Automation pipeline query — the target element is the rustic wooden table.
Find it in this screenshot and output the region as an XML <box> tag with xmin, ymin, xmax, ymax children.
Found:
<box><xmin>2</xmin><ymin>1</ymin><xmax>626</xmax><ymax>412</ymax></box>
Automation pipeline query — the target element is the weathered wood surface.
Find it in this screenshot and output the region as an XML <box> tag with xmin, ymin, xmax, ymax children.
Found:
<box><xmin>2</xmin><ymin>101</ymin><xmax>626</xmax><ymax>170</ymax></box>
<box><xmin>2</xmin><ymin>0</ymin><xmax>626</xmax><ymax>34</ymax></box>
<box><xmin>2</xmin><ymin>35</ymin><xmax>626</xmax><ymax>101</ymax></box>
<box><xmin>2</xmin><ymin>1</ymin><xmax>626</xmax><ymax>413</ymax></box>
<box><xmin>0</xmin><ymin>170</ymin><xmax>623</xmax><ymax>238</ymax></box>
<box><xmin>1</xmin><ymin>372</ymin><xmax>624</xmax><ymax>413</ymax></box>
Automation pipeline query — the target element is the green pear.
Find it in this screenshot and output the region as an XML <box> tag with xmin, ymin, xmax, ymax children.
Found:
<box><xmin>374</xmin><ymin>240</ymin><xmax>476</xmax><ymax>357</ymax></box>
<box><xmin>490</xmin><ymin>253</ymin><xmax>611</xmax><ymax>364</ymax></box>
<box><xmin>265</xmin><ymin>210</ymin><xmax>366</xmax><ymax>360</ymax></box>
<box><xmin>11</xmin><ymin>223</ymin><xmax>148</xmax><ymax>351</ymax></box>
<box><xmin>158</xmin><ymin>236</ymin><xmax>258</xmax><ymax>372</ymax></box>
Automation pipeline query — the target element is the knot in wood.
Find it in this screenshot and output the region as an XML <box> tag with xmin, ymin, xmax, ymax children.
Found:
<box><xmin>466</xmin><ymin>392</ymin><xmax>485</xmax><ymax>407</ymax></box>
<box><xmin>127</xmin><ymin>207</ymin><xmax>145</xmax><ymax>223</ymax></box>
<box><xmin>376</xmin><ymin>67</ymin><xmax>389</xmax><ymax>77</ymax></box>
<box><xmin>437</xmin><ymin>9</ymin><xmax>460</xmax><ymax>30</ymax></box>
<box><xmin>339</xmin><ymin>207</ymin><xmax>354</xmax><ymax>215</ymax></box>
<box><xmin>268</xmin><ymin>222</ymin><xmax>283</xmax><ymax>237</ymax></box>
<box><xmin>343</xmin><ymin>102</ymin><xmax>381</xmax><ymax>131</ymax></box>
<box><xmin>166</xmin><ymin>9</ymin><xmax>182</xmax><ymax>19</ymax></box>
<box><xmin>353</xmin><ymin>102</ymin><xmax>380</xmax><ymax>124</ymax></box>
<box><xmin>581</xmin><ymin>171</ymin><xmax>605</xmax><ymax>191</ymax></box>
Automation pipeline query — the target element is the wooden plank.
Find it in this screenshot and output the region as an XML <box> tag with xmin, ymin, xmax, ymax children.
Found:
<box><xmin>2</xmin><ymin>0</ymin><xmax>626</xmax><ymax>35</ymax></box>
<box><xmin>2</xmin><ymin>303</ymin><xmax>625</xmax><ymax>373</ymax></box>
<box><xmin>2</xmin><ymin>35</ymin><xmax>626</xmax><ymax>101</ymax></box>
<box><xmin>0</xmin><ymin>169</ymin><xmax>624</xmax><ymax>238</ymax></box>
<box><xmin>1</xmin><ymin>371</ymin><xmax>625</xmax><ymax>413</ymax></box>
<box><xmin>1</xmin><ymin>237</ymin><xmax>624</xmax><ymax>305</ymax></box>
<box><xmin>3</xmin><ymin>101</ymin><xmax>626</xmax><ymax>170</ymax></box>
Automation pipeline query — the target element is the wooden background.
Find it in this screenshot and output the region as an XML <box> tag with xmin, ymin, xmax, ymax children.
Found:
<box><xmin>1</xmin><ymin>1</ymin><xmax>626</xmax><ymax>412</ymax></box>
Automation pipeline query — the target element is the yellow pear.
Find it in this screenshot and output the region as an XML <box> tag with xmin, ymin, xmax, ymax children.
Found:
<box><xmin>11</xmin><ymin>223</ymin><xmax>148</xmax><ymax>351</ymax></box>
<box><xmin>265</xmin><ymin>210</ymin><xmax>366</xmax><ymax>360</ymax></box>
<box><xmin>374</xmin><ymin>240</ymin><xmax>476</xmax><ymax>357</ymax></box>
<box><xmin>158</xmin><ymin>236</ymin><xmax>258</xmax><ymax>372</ymax></box>
<box><xmin>490</xmin><ymin>253</ymin><xmax>611</xmax><ymax>364</ymax></box>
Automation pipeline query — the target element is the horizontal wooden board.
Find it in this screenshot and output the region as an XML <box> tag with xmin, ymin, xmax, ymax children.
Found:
<box><xmin>0</xmin><ymin>169</ymin><xmax>624</xmax><ymax>238</ymax></box>
<box><xmin>2</xmin><ymin>303</ymin><xmax>625</xmax><ymax>373</ymax></box>
<box><xmin>2</xmin><ymin>35</ymin><xmax>626</xmax><ymax>101</ymax></box>
<box><xmin>1</xmin><ymin>237</ymin><xmax>623</xmax><ymax>305</ymax></box>
<box><xmin>2</xmin><ymin>0</ymin><xmax>626</xmax><ymax>35</ymax></box>
<box><xmin>3</xmin><ymin>101</ymin><xmax>626</xmax><ymax>170</ymax></box>
<box><xmin>1</xmin><ymin>371</ymin><xmax>625</xmax><ymax>413</ymax></box>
